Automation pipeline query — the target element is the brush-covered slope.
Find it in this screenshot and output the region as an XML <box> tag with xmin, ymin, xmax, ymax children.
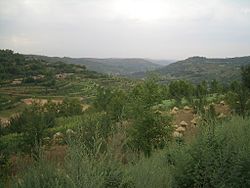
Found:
<box><xmin>158</xmin><ymin>56</ymin><xmax>250</xmax><ymax>83</ymax></box>
<box><xmin>26</xmin><ymin>55</ymin><xmax>161</xmax><ymax>75</ymax></box>
<box><xmin>131</xmin><ymin>56</ymin><xmax>250</xmax><ymax>83</ymax></box>
<box><xmin>0</xmin><ymin>50</ymin><xmax>100</xmax><ymax>80</ymax></box>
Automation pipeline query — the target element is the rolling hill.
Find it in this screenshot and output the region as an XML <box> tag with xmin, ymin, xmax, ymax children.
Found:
<box><xmin>0</xmin><ymin>50</ymin><xmax>101</xmax><ymax>81</ymax></box>
<box><xmin>130</xmin><ymin>56</ymin><xmax>250</xmax><ymax>83</ymax></box>
<box><xmin>25</xmin><ymin>55</ymin><xmax>162</xmax><ymax>75</ymax></box>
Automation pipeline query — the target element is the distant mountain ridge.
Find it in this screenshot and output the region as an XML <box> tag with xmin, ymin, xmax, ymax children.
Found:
<box><xmin>25</xmin><ymin>55</ymin><xmax>162</xmax><ymax>75</ymax></box>
<box><xmin>145</xmin><ymin>59</ymin><xmax>175</xmax><ymax>66</ymax></box>
<box><xmin>179</xmin><ymin>56</ymin><xmax>250</xmax><ymax>64</ymax></box>
<box><xmin>130</xmin><ymin>56</ymin><xmax>250</xmax><ymax>83</ymax></box>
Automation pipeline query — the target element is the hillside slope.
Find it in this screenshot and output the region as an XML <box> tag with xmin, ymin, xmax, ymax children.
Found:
<box><xmin>0</xmin><ymin>50</ymin><xmax>100</xmax><ymax>81</ymax></box>
<box><xmin>26</xmin><ymin>55</ymin><xmax>161</xmax><ymax>75</ymax></box>
<box><xmin>131</xmin><ymin>56</ymin><xmax>250</xmax><ymax>83</ymax></box>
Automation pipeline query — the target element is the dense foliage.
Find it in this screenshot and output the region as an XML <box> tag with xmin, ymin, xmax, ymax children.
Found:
<box><xmin>132</xmin><ymin>56</ymin><xmax>250</xmax><ymax>83</ymax></box>
<box><xmin>7</xmin><ymin>117</ymin><xmax>250</xmax><ymax>188</ymax></box>
<box><xmin>0</xmin><ymin>49</ymin><xmax>103</xmax><ymax>82</ymax></box>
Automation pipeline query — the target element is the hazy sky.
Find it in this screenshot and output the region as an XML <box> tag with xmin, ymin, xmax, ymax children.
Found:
<box><xmin>0</xmin><ymin>0</ymin><xmax>250</xmax><ymax>59</ymax></box>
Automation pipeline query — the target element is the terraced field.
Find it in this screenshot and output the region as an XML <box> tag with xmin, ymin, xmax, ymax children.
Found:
<box><xmin>0</xmin><ymin>75</ymin><xmax>135</xmax><ymax>121</ymax></box>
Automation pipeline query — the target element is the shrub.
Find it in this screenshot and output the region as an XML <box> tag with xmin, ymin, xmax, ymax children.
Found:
<box><xmin>171</xmin><ymin>116</ymin><xmax>250</xmax><ymax>188</ymax></box>
<box><xmin>0</xmin><ymin>133</ymin><xmax>24</xmax><ymax>154</ymax></box>
<box><xmin>0</xmin><ymin>152</ymin><xmax>11</xmax><ymax>186</ymax></box>
<box><xmin>125</xmin><ymin>150</ymin><xmax>173</xmax><ymax>188</ymax></box>
<box><xmin>72</xmin><ymin>112</ymin><xmax>113</xmax><ymax>154</ymax></box>
<box><xmin>57</xmin><ymin>98</ymin><xmax>83</xmax><ymax>117</ymax></box>
<box><xmin>14</xmin><ymin>136</ymin><xmax>132</xmax><ymax>188</ymax></box>
<box><xmin>241</xmin><ymin>65</ymin><xmax>250</xmax><ymax>90</ymax></box>
<box><xmin>226</xmin><ymin>87</ymin><xmax>250</xmax><ymax>117</ymax></box>
<box><xmin>7</xmin><ymin>105</ymin><xmax>55</xmax><ymax>157</ymax></box>
<box><xmin>13</xmin><ymin>160</ymin><xmax>72</xmax><ymax>188</ymax></box>
<box><xmin>127</xmin><ymin>110</ymin><xmax>172</xmax><ymax>157</ymax></box>
<box><xmin>65</xmin><ymin>141</ymin><xmax>129</xmax><ymax>188</ymax></box>
<box><xmin>168</xmin><ymin>80</ymin><xmax>194</xmax><ymax>104</ymax></box>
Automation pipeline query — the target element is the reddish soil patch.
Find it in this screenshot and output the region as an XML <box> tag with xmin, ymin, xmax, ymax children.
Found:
<box><xmin>214</xmin><ymin>104</ymin><xmax>231</xmax><ymax>116</ymax></box>
<box><xmin>172</xmin><ymin>108</ymin><xmax>198</xmax><ymax>138</ymax></box>
<box><xmin>10</xmin><ymin>155</ymin><xmax>33</xmax><ymax>177</ymax></box>
<box><xmin>172</xmin><ymin>103</ymin><xmax>231</xmax><ymax>139</ymax></box>
<box><xmin>9</xmin><ymin>145</ymin><xmax>67</xmax><ymax>177</ymax></box>
<box><xmin>51</xmin><ymin>99</ymin><xmax>63</xmax><ymax>104</ymax></box>
<box><xmin>44</xmin><ymin>145</ymin><xmax>68</xmax><ymax>164</ymax></box>
<box><xmin>172</xmin><ymin>109</ymin><xmax>194</xmax><ymax>127</ymax></box>
<box><xmin>0</xmin><ymin>117</ymin><xmax>10</xmax><ymax>127</ymax></box>
<box><xmin>22</xmin><ymin>98</ymin><xmax>63</xmax><ymax>106</ymax></box>
<box><xmin>22</xmin><ymin>98</ymin><xmax>48</xmax><ymax>105</ymax></box>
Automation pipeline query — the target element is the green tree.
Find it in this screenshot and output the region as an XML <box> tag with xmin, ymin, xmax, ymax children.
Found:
<box><xmin>44</xmin><ymin>71</ymin><xmax>56</xmax><ymax>94</ymax></box>
<box><xmin>94</xmin><ymin>87</ymin><xmax>113</xmax><ymax>112</ymax></box>
<box><xmin>230</xmin><ymin>80</ymin><xmax>240</xmax><ymax>93</ymax></box>
<box><xmin>130</xmin><ymin>78</ymin><xmax>164</xmax><ymax>111</ymax></box>
<box><xmin>227</xmin><ymin>86</ymin><xmax>249</xmax><ymax>118</ymax></box>
<box><xmin>23</xmin><ymin>109</ymin><xmax>54</xmax><ymax>157</ymax></box>
<box><xmin>168</xmin><ymin>80</ymin><xmax>194</xmax><ymax>104</ymax></box>
<box><xmin>128</xmin><ymin>110</ymin><xmax>172</xmax><ymax>157</ymax></box>
<box><xmin>8</xmin><ymin>105</ymin><xmax>55</xmax><ymax>157</ymax></box>
<box><xmin>210</xmin><ymin>79</ymin><xmax>221</xmax><ymax>94</ymax></box>
<box><xmin>106</xmin><ymin>89</ymin><xmax>127</xmax><ymax>122</ymax></box>
<box><xmin>226</xmin><ymin>68</ymin><xmax>250</xmax><ymax>118</ymax></box>
<box><xmin>125</xmin><ymin>79</ymin><xmax>172</xmax><ymax>156</ymax></box>
<box><xmin>57</xmin><ymin>98</ymin><xmax>82</xmax><ymax>117</ymax></box>
<box><xmin>194</xmin><ymin>82</ymin><xmax>208</xmax><ymax>114</ymax></box>
<box><xmin>242</xmin><ymin>65</ymin><xmax>250</xmax><ymax>90</ymax></box>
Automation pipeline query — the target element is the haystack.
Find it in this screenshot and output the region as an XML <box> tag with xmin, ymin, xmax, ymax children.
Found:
<box><xmin>218</xmin><ymin>113</ymin><xmax>226</xmax><ymax>119</ymax></box>
<box><xmin>220</xmin><ymin>101</ymin><xmax>225</xmax><ymax>105</ymax></box>
<box><xmin>184</xmin><ymin>106</ymin><xmax>191</xmax><ymax>110</ymax></box>
<box><xmin>176</xmin><ymin>126</ymin><xmax>186</xmax><ymax>132</ymax></box>
<box><xmin>180</xmin><ymin>120</ymin><xmax>188</xmax><ymax>127</ymax></box>
<box><xmin>173</xmin><ymin>107</ymin><xmax>179</xmax><ymax>111</ymax></box>
<box><xmin>191</xmin><ymin>118</ymin><xmax>197</xmax><ymax>127</ymax></box>
<box><xmin>173</xmin><ymin>131</ymin><xmax>183</xmax><ymax>138</ymax></box>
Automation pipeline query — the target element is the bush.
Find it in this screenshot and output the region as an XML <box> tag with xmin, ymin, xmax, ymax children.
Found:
<box><xmin>72</xmin><ymin>112</ymin><xmax>113</xmax><ymax>154</ymax></box>
<box><xmin>57</xmin><ymin>98</ymin><xmax>83</xmax><ymax>117</ymax></box>
<box><xmin>13</xmin><ymin>160</ymin><xmax>72</xmax><ymax>188</ymax></box>
<box><xmin>226</xmin><ymin>87</ymin><xmax>250</xmax><ymax>117</ymax></box>
<box><xmin>65</xmin><ymin>140</ymin><xmax>130</xmax><ymax>188</ymax></box>
<box><xmin>125</xmin><ymin>150</ymin><xmax>173</xmax><ymax>188</ymax></box>
<box><xmin>241</xmin><ymin>65</ymin><xmax>250</xmax><ymax>90</ymax></box>
<box><xmin>14</xmin><ymin>136</ymin><xmax>132</xmax><ymax>188</ymax></box>
<box><xmin>168</xmin><ymin>80</ymin><xmax>194</xmax><ymax>104</ymax></box>
<box><xmin>0</xmin><ymin>133</ymin><xmax>24</xmax><ymax>154</ymax></box>
<box><xmin>7</xmin><ymin>105</ymin><xmax>55</xmax><ymax>156</ymax></box>
<box><xmin>127</xmin><ymin>110</ymin><xmax>172</xmax><ymax>157</ymax></box>
<box><xmin>171</xmin><ymin>116</ymin><xmax>250</xmax><ymax>188</ymax></box>
<box><xmin>0</xmin><ymin>152</ymin><xmax>12</xmax><ymax>185</ymax></box>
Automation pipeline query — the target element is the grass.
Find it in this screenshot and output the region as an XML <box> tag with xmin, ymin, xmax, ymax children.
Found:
<box><xmin>124</xmin><ymin>150</ymin><xmax>173</xmax><ymax>188</ymax></box>
<box><xmin>0</xmin><ymin>103</ymin><xmax>26</xmax><ymax>118</ymax></box>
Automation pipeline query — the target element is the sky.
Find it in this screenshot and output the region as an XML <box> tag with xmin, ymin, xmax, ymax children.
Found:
<box><xmin>0</xmin><ymin>0</ymin><xmax>250</xmax><ymax>59</ymax></box>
